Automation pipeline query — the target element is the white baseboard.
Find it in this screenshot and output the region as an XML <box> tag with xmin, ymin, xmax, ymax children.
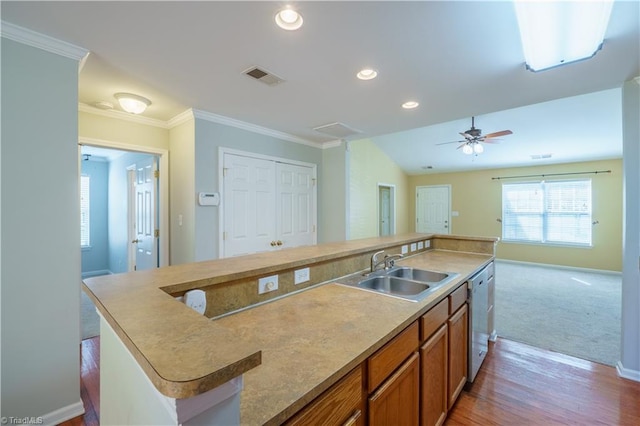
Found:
<box><xmin>616</xmin><ymin>361</ymin><xmax>640</xmax><ymax>382</ymax></box>
<box><xmin>41</xmin><ymin>400</ymin><xmax>85</xmax><ymax>426</ymax></box>
<box><xmin>495</xmin><ymin>258</ymin><xmax>622</xmax><ymax>276</ymax></box>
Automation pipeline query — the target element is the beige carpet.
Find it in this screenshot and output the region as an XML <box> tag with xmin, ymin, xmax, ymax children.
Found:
<box><xmin>494</xmin><ymin>260</ymin><xmax>621</xmax><ymax>366</ymax></box>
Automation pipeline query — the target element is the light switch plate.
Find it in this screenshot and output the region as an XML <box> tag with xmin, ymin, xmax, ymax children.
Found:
<box><xmin>294</xmin><ymin>268</ymin><xmax>310</xmax><ymax>285</ymax></box>
<box><xmin>258</xmin><ymin>275</ymin><xmax>279</xmax><ymax>294</ymax></box>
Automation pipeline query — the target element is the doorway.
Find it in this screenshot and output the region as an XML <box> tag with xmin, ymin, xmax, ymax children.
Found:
<box><xmin>416</xmin><ymin>185</ymin><xmax>451</xmax><ymax>234</ymax></box>
<box><xmin>378</xmin><ymin>183</ymin><xmax>396</xmax><ymax>236</ymax></box>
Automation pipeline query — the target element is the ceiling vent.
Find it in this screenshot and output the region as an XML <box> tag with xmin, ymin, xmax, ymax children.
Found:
<box><xmin>243</xmin><ymin>66</ymin><xmax>285</xmax><ymax>86</ymax></box>
<box><xmin>530</xmin><ymin>153</ymin><xmax>553</xmax><ymax>160</ymax></box>
<box><xmin>312</xmin><ymin>122</ymin><xmax>362</xmax><ymax>138</ymax></box>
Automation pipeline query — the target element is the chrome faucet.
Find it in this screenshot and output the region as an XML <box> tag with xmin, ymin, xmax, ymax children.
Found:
<box><xmin>370</xmin><ymin>250</ymin><xmax>386</xmax><ymax>272</ymax></box>
<box><xmin>370</xmin><ymin>250</ymin><xmax>404</xmax><ymax>272</ymax></box>
<box><xmin>383</xmin><ymin>253</ymin><xmax>404</xmax><ymax>269</ymax></box>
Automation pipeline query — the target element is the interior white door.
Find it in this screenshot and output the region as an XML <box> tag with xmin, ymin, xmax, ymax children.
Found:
<box><xmin>276</xmin><ymin>162</ymin><xmax>316</xmax><ymax>248</ymax></box>
<box><xmin>133</xmin><ymin>156</ymin><xmax>158</xmax><ymax>270</ymax></box>
<box><xmin>223</xmin><ymin>154</ymin><xmax>276</xmax><ymax>256</ymax></box>
<box><xmin>379</xmin><ymin>186</ymin><xmax>391</xmax><ymax>236</ymax></box>
<box><xmin>416</xmin><ymin>185</ymin><xmax>451</xmax><ymax>234</ymax></box>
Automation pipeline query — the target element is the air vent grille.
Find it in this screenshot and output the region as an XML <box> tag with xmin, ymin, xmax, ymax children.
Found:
<box><xmin>312</xmin><ymin>122</ymin><xmax>362</xmax><ymax>138</ymax></box>
<box><xmin>243</xmin><ymin>66</ymin><xmax>284</xmax><ymax>86</ymax></box>
<box><xmin>530</xmin><ymin>153</ymin><xmax>553</xmax><ymax>160</ymax></box>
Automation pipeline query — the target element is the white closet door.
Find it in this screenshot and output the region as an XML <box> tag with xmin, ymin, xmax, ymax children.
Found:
<box><xmin>223</xmin><ymin>154</ymin><xmax>276</xmax><ymax>256</ymax></box>
<box><xmin>134</xmin><ymin>156</ymin><xmax>158</xmax><ymax>270</ymax></box>
<box><xmin>276</xmin><ymin>162</ymin><xmax>316</xmax><ymax>249</ymax></box>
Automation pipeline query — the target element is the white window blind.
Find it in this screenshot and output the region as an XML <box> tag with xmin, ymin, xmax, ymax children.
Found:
<box><xmin>81</xmin><ymin>175</ymin><xmax>90</xmax><ymax>247</ymax></box>
<box><xmin>502</xmin><ymin>179</ymin><xmax>592</xmax><ymax>246</ymax></box>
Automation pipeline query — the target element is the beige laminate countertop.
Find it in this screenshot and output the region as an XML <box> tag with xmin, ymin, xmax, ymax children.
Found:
<box><xmin>82</xmin><ymin>233</ymin><xmax>494</xmax><ymax>423</ymax></box>
<box><xmin>231</xmin><ymin>249</ymin><xmax>493</xmax><ymax>425</ymax></box>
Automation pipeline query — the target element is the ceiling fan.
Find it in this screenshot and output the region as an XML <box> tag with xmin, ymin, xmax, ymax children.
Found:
<box><xmin>436</xmin><ymin>117</ymin><xmax>513</xmax><ymax>155</ymax></box>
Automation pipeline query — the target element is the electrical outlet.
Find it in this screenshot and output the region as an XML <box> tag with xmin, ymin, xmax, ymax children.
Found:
<box><xmin>417</xmin><ymin>241</ymin><xmax>424</xmax><ymax>250</ymax></box>
<box><xmin>294</xmin><ymin>267</ymin><xmax>310</xmax><ymax>285</ymax></box>
<box><xmin>401</xmin><ymin>245</ymin><xmax>409</xmax><ymax>254</ymax></box>
<box><xmin>258</xmin><ymin>275</ymin><xmax>279</xmax><ymax>294</ymax></box>
<box><xmin>410</xmin><ymin>243</ymin><xmax>417</xmax><ymax>252</ymax></box>
<box><xmin>425</xmin><ymin>240</ymin><xmax>431</xmax><ymax>248</ymax></box>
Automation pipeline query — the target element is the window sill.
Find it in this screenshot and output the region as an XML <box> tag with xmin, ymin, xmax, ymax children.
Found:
<box><xmin>81</xmin><ymin>245</ymin><xmax>92</xmax><ymax>251</ymax></box>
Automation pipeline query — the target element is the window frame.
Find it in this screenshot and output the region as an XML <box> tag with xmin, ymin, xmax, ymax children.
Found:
<box><xmin>501</xmin><ymin>179</ymin><xmax>593</xmax><ymax>247</ymax></box>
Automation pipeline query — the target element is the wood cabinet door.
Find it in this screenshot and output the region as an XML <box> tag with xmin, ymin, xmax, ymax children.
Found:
<box><xmin>447</xmin><ymin>304</ymin><xmax>468</xmax><ymax>409</ymax></box>
<box><xmin>369</xmin><ymin>352</ymin><xmax>420</xmax><ymax>426</ymax></box>
<box><xmin>421</xmin><ymin>324</ymin><xmax>448</xmax><ymax>426</ymax></box>
<box><xmin>285</xmin><ymin>365</ymin><xmax>364</xmax><ymax>426</ymax></box>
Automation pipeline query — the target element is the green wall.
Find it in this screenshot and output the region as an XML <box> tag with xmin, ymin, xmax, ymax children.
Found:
<box><xmin>409</xmin><ymin>159</ymin><xmax>623</xmax><ymax>271</ymax></box>
<box><xmin>349</xmin><ymin>139</ymin><xmax>410</xmax><ymax>239</ymax></box>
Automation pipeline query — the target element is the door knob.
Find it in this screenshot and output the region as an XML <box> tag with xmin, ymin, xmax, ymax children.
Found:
<box><xmin>276</xmin><ymin>240</ymin><xmax>283</xmax><ymax>246</ymax></box>
<box><xmin>131</xmin><ymin>239</ymin><xmax>141</xmax><ymax>244</ymax></box>
<box><xmin>270</xmin><ymin>241</ymin><xmax>277</xmax><ymax>247</ymax></box>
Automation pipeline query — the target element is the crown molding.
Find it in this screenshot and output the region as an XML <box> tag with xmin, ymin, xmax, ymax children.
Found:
<box><xmin>192</xmin><ymin>108</ymin><xmax>323</xmax><ymax>148</ymax></box>
<box><xmin>79</xmin><ymin>103</ymin><xmax>170</xmax><ymax>129</ymax></box>
<box><xmin>634</xmin><ymin>76</ymin><xmax>640</xmax><ymax>86</ymax></box>
<box><xmin>167</xmin><ymin>109</ymin><xmax>195</xmax><ymax>128</ymax></box>
<box><xmin>1</xmin><ymin>20</ymin><xmax>88</xmax><ymax>61</ymax></box>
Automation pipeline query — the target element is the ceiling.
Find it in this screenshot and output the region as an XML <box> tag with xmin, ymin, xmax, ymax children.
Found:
<box><xmin>2</xmin><ymin>1</ymin><xmax>638</xmax><ymax>174</ymax></box>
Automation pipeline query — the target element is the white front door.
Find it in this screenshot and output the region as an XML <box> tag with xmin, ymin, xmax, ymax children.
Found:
<box><xmin>223</xmin><ymin>154</ymin><xmax>276</xmax><ymax>256</ymax></box>
<box><xmin>276</xmin><ymin>162</ymin><xmax>315</xmax><ymax>248</ymax></box>
<box><xmin>416</xmin><ymin>185</ymin><xmax>451</xmax><ymax>234</ymax></box>
<box><xmin>133</xmin><ymin>156</ymin><xmax>158</xmax><ymax>270</ymax></box>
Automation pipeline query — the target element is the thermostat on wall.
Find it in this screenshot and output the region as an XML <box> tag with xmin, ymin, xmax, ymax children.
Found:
<box><xmin>198</xmin><ymin>192</ymin><xmax>220</xmax><ymax>206</ymax></box>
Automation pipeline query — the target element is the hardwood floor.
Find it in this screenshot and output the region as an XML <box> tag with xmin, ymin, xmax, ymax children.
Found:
<box><xmin>446</xmin><ymin>339</ymin><xmax>640</xmax><ymax>425</ymax></box>
<box><xmin>61</xmin><ymin>337</ymin><xmax>100</xmax><ymax>426</ymax></box>
<box><xmin>62</xmin><ymin>337</ymin><xmax>639</xmax><ymax>425</ymax></box>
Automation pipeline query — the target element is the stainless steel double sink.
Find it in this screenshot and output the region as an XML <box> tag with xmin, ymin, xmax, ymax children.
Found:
<box><xmin>336</xmin><ymin>266</ymin><xmax>459</xmax><ymax>302</ymax></box>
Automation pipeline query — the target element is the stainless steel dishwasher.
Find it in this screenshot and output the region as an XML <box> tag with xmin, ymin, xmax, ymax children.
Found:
<box><xmin>467</xmin><ymin>263</ymin><xmax>490</xmax><ymax>383</ymax></box>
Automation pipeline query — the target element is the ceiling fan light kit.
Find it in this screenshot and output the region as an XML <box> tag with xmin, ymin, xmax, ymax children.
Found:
<box><xmin>514</xmin><ymin>0</ymin><xmax>614</xmax><ymax>72</ymax></box>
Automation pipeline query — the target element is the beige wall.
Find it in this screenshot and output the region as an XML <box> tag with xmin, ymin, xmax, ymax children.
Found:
<box><xmin>409</xmin><ymin>159</ymin><xmax>623</xmax><ymax>271</ymax></box>
<box><xmin>79</xmin><ymin>110</ymin><xmax>170</xmax><ymax>150</ymax></box>
<box><xmin>349</xmin><ymin>139</ymin><xmax>410</xmax><ymax>239</ymax></box>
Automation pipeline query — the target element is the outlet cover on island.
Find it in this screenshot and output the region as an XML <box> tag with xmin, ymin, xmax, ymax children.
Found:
<box><xmin>294</xmin><ymin>267</ymin><xmax>310</xmax><ymax>285</ymax></box>
<box><xmin>401</xmin><ymin>245</ymin><xmax>409</xmax><ymax>254</ymax></box>
<box><xmin>418</xmin><ymin>241</ymin><xmax>424</xmax><ymax>250</ymax></box>
<box><xmin>425</xmin><ymin>240</ymin><xmax>431</xmax><ymax>248</ymax></box>
<box><xmin>258</xmin><ymin>275</ymin><xmax>279</xmax><ymax>294</ymax></box>
<box><xmin>410</xmin><ymin>243</ymin><xmax>417</xmax><ymax>252</ymax></box>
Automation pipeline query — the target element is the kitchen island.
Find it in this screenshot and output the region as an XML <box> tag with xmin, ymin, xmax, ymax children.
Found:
<box><xmin>83</xmin><ymin>233</ymin><xmax>497</xmax><ymax>425</ymax></box>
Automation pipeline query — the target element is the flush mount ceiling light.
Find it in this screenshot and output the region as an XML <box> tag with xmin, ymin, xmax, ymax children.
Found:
<box><xmin>402</xmin><ymin>101</ymin><xmax>419</xmax><ymax>109</ymax></box>
<box><xmin>514</xmin><ymin>0</ymin><xmax>614</xmax><ymax>72</ymax></box>
<box><xmin>357</xmin><ymin>68</ymin><xmax>378</xmax><ymax>80</ymax></box>
<box><xmin>114</xmin><ymin>93</ymin><xmax>151</xmax><ymax>114</ymax></box>
<box><xmin>275</xmin><ymin>7</ymin><xmax>303</xmax><ymax>30</ymax></box>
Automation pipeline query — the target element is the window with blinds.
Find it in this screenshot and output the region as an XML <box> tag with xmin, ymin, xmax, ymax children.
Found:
<box><xmin>502</xmin><ymin>179</ymin><xmax>592</xmax><ymax>246</ymax></box>
<box><xmin>81</xmin><ymin>175</ymin><xmax>90</xmax><ymax>247</ymax></box>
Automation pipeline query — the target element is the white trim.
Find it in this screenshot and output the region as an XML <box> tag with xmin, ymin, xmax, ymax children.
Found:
<box><xmin>193</xmin><ymin>108</ymin><xmax>322</xmax><ymax>148</ymax></box>
<box><xmin>78</xmin><ymin>137</ymin><xmax>170</xmax><ymax>268</ymax></box>
<box><xmin>1</xmin><ymin>20</ymin><xmax>89</xmax><ymax>61</ymax></box>
<box><xmin>79</xmin><ymin>103</ymin><xmax>169</xmax><ymax>129</ymax></box>
<box><xmin>494</xmin><ymin>258</ymin><xmax>622</xmax><ymax>276</ymax></box>
<box><xmin>616</xmin><ymin>361</ymin><xmax>640</xmax><ymax>382</ymax></box>
<box><xmin>167</xmin><ymin>108</ymin><xmax>196</xmax><ymax>128</ymax></box>
<box><xmin>321</xmin><ymin>139</ymin><xmax>343</xmax><ymax>149</ymax></box>
<box><xmin>40</xmin><ymin>400</ymin><xmax>85</xmax><ymax>426</ymax></box>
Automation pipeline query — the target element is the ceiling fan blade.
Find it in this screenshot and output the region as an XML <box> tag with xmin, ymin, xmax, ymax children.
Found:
<box><xmin>456</xmin><ymin>142</ymin><xmax>468</xmax><ymax>150</ymax></box>
<box><xmin>435</xmin><ymin>139</ymin><xmax>466</xmax><ymax>146</ymax></box>
<box><xmin>483</xmin><ymin>130</ymin><xmax>513</xmax><ymax>139</ymax></box>
<box><xmin>482</xmin><ymin>139</ymin><xmax>500</xmax><ymax>144</ymax></box>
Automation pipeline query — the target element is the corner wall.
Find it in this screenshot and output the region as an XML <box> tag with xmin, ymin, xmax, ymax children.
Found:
<box><xmin>1</xmin><ymin>39</ymin><xmax>83</xmax><ymax>421</ymax></box>
<box><xmin>409</xmin><ymin>159</ymin><xmax>623</xmax><ymax>271</ymax></box>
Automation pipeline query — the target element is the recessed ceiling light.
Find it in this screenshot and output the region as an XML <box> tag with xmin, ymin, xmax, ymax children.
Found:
<box><xmin>357</xmin><ymin>69</ymin><xmax>378</xmax><ymax>80</ymax></box>
<box><xmin>402</xmin><ymin>101</ymin><xmax>419</xmax><ymax>109</ymax></box>
<box><xmin>275</xmin><ymin>7</ymin><xmax>303</xmax><ymax>30</ymax></box>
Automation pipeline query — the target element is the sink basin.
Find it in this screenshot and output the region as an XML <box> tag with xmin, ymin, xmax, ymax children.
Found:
<box><xmin>357</xmin><ymin>276</ymin><xmax>431</xmax><ymax>296</ymax></box>
<box><xmin>336</xmin><ymin>266</ymin><xmax>459</xmax><ymax>302</ymax></box>
<box><xmin>385</xmin><ymin>267</ymin><xmax>450</xmax><ymax>283</ymax></box>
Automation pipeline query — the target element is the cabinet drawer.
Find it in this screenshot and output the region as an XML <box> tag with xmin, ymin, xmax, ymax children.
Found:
<box><xmin>420</xmin><ymin>298</ymin><xmax>448</xmax><ymax>341</ymax></box>
<box><xmin>368</xmin><ymin>321</ymin><xmax>419</xmax><ymax>393</ymax></box>
<box><xmin>448</xmin><ymin>283</ymin><xmax>468</xmax><ymax>314</ymax></box>
<box><xmin>285</xmin><ymin>365</ymin><xmax>364</xmax><ymax>426</ymax></box>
